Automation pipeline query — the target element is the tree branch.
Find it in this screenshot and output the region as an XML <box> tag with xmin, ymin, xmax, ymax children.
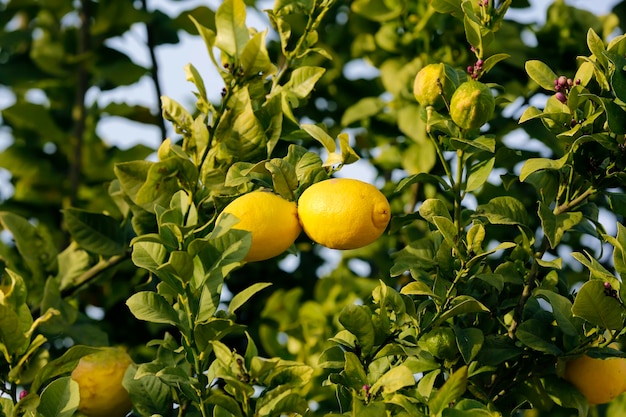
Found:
<box><xmin>141</xmin><ymin>0</ymin><xmax>167</xmax><ymax>142</ymax></box>
<box><xmin>69</xmin><ymin>0</ymin><xmax>91</xmax><ymax>207</ymax></box>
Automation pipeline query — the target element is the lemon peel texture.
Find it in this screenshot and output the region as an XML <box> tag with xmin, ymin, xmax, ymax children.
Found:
<box><xmin>297</xmin><ymin>178</ymin><xmax>391</xmax><ymax>250</ymax></box>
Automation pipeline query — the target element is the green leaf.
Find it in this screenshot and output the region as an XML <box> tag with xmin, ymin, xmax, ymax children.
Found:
<box><xmin>265</xmin><ymin>158</ymin><xmax>297</xmax><ymax>200</ymax></box>
<box><xmin>429</xmin><ymin>366</ymin><xmax>468</xmax><ymax>416</ymax></box>
<box><xmin>215</xmin><ymin>0</ymin><xmax>249</xmax><ymax>59</ymax></box>
<box><xmin>135</xmin><ymin>157</ymin><xmax>197</xmax><ymax>207</ymax></box>
<box><xmin>607</xmin><ymin>223</ymin><xmax>626</xmax><ymax>280</ymax></box>
<box><xmin>0</xmin><ymin>211</ymin><xmax>58</xmax><ymax>289</ymax></box>
<box><xmin>342</xmin><ymin>97</ymin><xmax>385</xmax><ymax>126</ymax></box>
<box><xmin>352</xmin><ymin>0</ymin><xmax>403</xmax><ymax>21</ymax></box>
<box><xmin>256</xmin><ymin>389</ymin><xmax>308</xmax><ymax>417</ymax></box>
<box><xmin>206</xmin><ymin>392</ymin><xmax>244</xmax><ymax>417</ymax></box>
<box><xmin>538</xmin><ymin>202</ymin><xmax>583</xmax><ymax>248</ymax></box>
<box><xmin>455</xmin><ymin>327</ymin><xmax>484</xmax><ymax>364</ymax></box>
<box><xmin>417</xmin><ymin>369</ymin><xmax>441</xmax><ymax>400</ymax></box>
<box><xmin>126</xmin><ymin>292</ymin><xmax>181</xmax><ymax>327</ymax></box>
<box><xmin>466</xmin><ymin>157</ymin><xmax>495</xmax><ymax>192</ymax></box>
<box><xmin>1</xmin><ymin>102</ymin><xmax>65</xmax><ymax>142</ymax></box>
<box><xmin>534</xmin><ymin>289</ymin><xmax>577</xmax><ymax>336</ymax></box>
<box><xmin>339</xmin><ymin>305</ymin><xmax>375</xmax><ymax>357</ymax></box>
<box><xmin>194</xmin><ymin>319</ymin><xmax>246</xmax><ymax>353</ymax></box>
<box><xmin>283</xmin><ymin>66</ymin><xmax>325</xmax><ymax>99</ymax></box>
<box><xmin>435</xmin><ymin>295</ymin><xmax>490</xmax><ymax>325</ymax></box>
<box><xmin>124</xmin><ymin>364</ymin><xmax>173</xmax><ymax>417</ymax></box>
<box><xmin>229</xmin><ymin>282</ymin><xmax>272</xmax><ymax>315</ymax></box>
<box><xmin>114</xmin><ymin>160</ymin><xmax>152</xmax><ymax>204</ymax></box>
<box><xmin>158</xmin><ymin>251</ymin><xmax>194</xmax><ymax>282</ymax></box>
<box><xmin>586</xmin><ymin>28</ymin><xmax>607</xmax><ymax>69</ymax></box>
<box><xmin>475</xmin><ymin>196</ymin><xmax>530</xmax><ymax>226</ymax></box>
<box><xmin>395</xmin><ymin>173</ymin><xmax>452</xmax><ymax>192</ymax></box>
<box><xmin>0</xmin><ymin>303</ymin><xmax>29</xmax><ymax>358</ymax></box>
<box><xmin>132</xmin><ymin>242</ymin><xmax>168</xmax><ymax>275</ymax></box>
<box><xmin>431</xmin><ymin>0</ymin><xmax>464</xmax><ymax>19</ymax></box>
<box><xmin>400</xmin><ymin>281</ymin><xmax>439</xmax><ymax>300</ymax></box>
<box><xmin>572</xmin><ymin>280</ymin><xmax>624</xmax><ymax>330</ymax></box>
<box><xmin>519</xmin><ymin>154</ymin><xmax>569</xmax><ymax>182</ymax></box>
<box><xmin>516</xmin><ymin>319</ymin><xmax>562</xmax><ymax>355</ymax></box>
<box><xmin>419</xmin><ymin>199</ymin><xmax>452</xmax><ymax>223</ymax></box>
<box><xmin>342</xmin><ymin>351</ymin><xmax>368</xmax><ymax>389</ymax></box>
<box><xmin>481</xmin><ymin>53</ymin><xmax>510</xmax><ymax>74</ymax></box>
<box><xmin>370</xmin><ymin>365</ymin><xmax>415</xmax><ymax>395</ymax></box>
<box><xmin>544</xmin><ymin>375</ymin><xmax>589</xmax><ymax>417</ymax></box>
<box><xmin>318</xmin><ymin>345</ymin><xmax>346</xmax><ymax>369</ymax></box>
<box><xmin>433</xmin><ymin>216</ymin><xmax>458</xmax><ymax>249</ymax></box>
<box><xmin>463</xmin><ymin>15</ymin><xmax>483</xmax><ymax>54</ymax></box>
<box><xmin>241</xmin><ymin>30</ymin><xmax>276</xmax><ymax>77</ymax></box>
<box><xmin>37</xmin><ymin>377</ymin><xmax>79</xmax><ymax>417</ymax></box>
<box><xmin>62</xmin><ymin>209</ymin><xmax>125</xmax><ymax>256</ymax></box>
<box><xmin>476</xmin><ymin>335</ymin><xmax>523</xmax><ymax>366</ymax></box>
<box><xmin>338</xmin><ymin>132</ymin><xmax>360</xmax><ymax>166</ymax></box>
<box><xmin>525</xmin><ymin>60</ymin><xmax>558</xmax><ymax>91</ymax></box>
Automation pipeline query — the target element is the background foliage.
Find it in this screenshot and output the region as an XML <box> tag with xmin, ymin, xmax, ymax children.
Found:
<box><xmin>1</xmin><ymin>0</ymin><xmax>626</xmax><ymax>416</ymax></box>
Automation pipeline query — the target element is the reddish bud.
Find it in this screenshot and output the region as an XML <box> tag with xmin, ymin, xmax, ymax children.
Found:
<box><xmin>555</xmin><ymin>92</ymin><xmax>567</xmax><ymax>103</ymax></box>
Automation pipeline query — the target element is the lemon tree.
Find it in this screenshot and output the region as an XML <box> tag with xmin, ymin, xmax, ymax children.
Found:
<box><xmin>1</xmin><ymin>0</ymin><xmax>626</xmax><ymax>417</ymax></box>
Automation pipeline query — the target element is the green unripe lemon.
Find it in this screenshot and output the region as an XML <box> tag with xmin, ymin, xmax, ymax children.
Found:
<box><xmin>449</xmin><ymin>80</ymin><xmax>495</xmax><ymax>130</ymax></box>
<box><xmin>419</xmin><ymin>327</ymin><xmax>459</xmax><ymax>361</ymax></box>
<box><xmin>413</xmin><ymin>63</ymin><xmax>457</xmax><ymax>109</ymax></box>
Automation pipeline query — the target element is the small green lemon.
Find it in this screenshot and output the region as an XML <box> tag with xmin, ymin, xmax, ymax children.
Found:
<box><xmin>218</xmin><ymin>190</ymin><xmax>302</xmax><ymax>262</ymax></box>
<box><xmin>449</xmin><ymin>80</ymin><xmax>495</xmax><ymax>130</ymax></box>
<box><xmin>419</xmin><ymin>327</ymin><xmax>459</xmax><ymax>361</ymax></box>
<box><xmin>70</xmin><ymin>347</ymin><xmax>134</xmax><ymax>417</ymax></box>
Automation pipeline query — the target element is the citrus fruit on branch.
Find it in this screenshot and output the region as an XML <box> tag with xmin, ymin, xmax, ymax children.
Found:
<box><xmin>562</xmin><ymin>350</ymin><xmax>626</xmax><ymax>404</ymax></box>
<box><xmin>297</xmin><ymin>178</ymin><xmax>391</xmax><ymax>250</ymax></box>
<box><xmin>70</xmin><ymin>347</ymin><xmax>134</xmax><ymax>417</ymax></box>
<box><xmin>449</xmin><ymin>80</ymin><xmax>495</xmax><ymax>130</ymax></box>
<box><xmin>413</xmin><ymin>63</ymin><xmax>457</xmax><ymax>109</ymax></box>
<box><xmin>218</xmin><ymin>190</ymin><xmax>302</xmax><ymax>262</ymax></box>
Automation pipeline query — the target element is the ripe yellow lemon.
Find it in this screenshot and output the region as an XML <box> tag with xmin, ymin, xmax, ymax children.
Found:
<box><xmin>563</xmin><ymin>352</ymin><xmax>626</xmax><ymax>404</ymax></box>
<box><xmin>219</xmin><ymin>191</ymin><xmax>302</xmax><ymax>262</ymax></box>
<box><xmin>413</xmin><ymin>63</ymin><xmax>457</xmax><ymax>109</ymax></box>
<box><xmin>70</xmin><ymin>347</ymin><xmax>134</xmax><ymax>417</ymax></box>
<box><xmin>297</xmin><ymin>178</ymin><xmax>390</xmax><ymax>250</ymax></box>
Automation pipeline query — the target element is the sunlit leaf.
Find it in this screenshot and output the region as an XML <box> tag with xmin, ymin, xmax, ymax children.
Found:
<box><xmin>215</xmin><ymin>0</ymin><xmax>249</xmax><ymax>59</ymax></box>
<box><xmin>429</xmin><ymin>366</ymin><xmax>468</xmax><ymax>416</ymax></box>
<box><xmin>572</xmin><ymin>280</ymin><xmax>624</xmax><ymax>330</ymax></box>
<box><xmin>37</xmin><ymin>376</ymin><xmax>79</xmax><ymax>417</ymax></box>
<box><xmin>126</xmin><ymin>292</ymin><xmax>181</xmax><ymax>328</ymax></box>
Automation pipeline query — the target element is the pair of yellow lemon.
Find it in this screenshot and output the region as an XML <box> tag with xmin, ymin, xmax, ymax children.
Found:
<box><xmin>220</xmin><ymin>178</ymin><xmax>391</xmax><ymax>262</ymax></box>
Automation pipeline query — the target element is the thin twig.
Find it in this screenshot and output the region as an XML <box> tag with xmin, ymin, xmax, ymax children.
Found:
<box><xmin>60</xmin><ymin>254</ymin><xmax>128</xmax><ymax>298</ymax></box>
